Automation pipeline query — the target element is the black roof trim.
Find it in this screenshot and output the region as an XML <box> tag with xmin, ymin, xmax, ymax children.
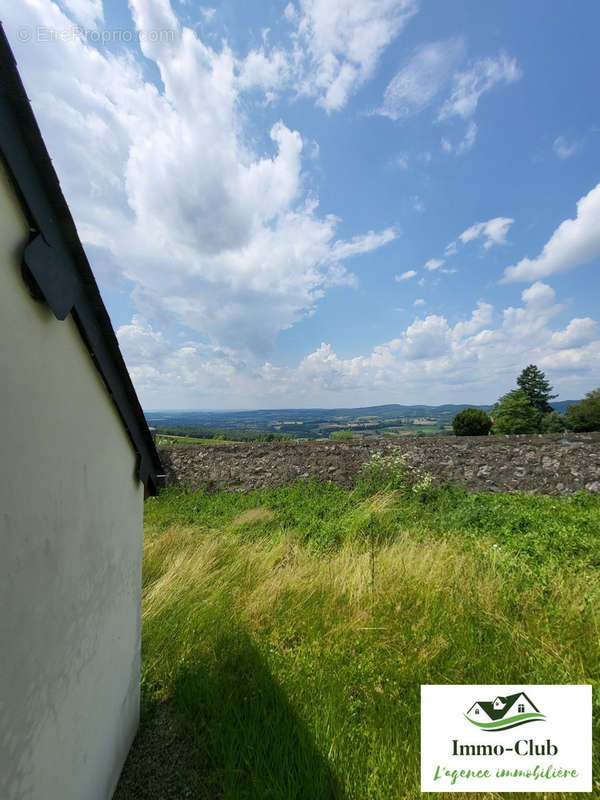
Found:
<box><xmin>0</xmin><ymin>25</ymin><xmax>162</xmax><ymax>494</ymax></box>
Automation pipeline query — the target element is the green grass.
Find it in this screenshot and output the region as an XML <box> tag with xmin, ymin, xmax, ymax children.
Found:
<box><xmin>155</xmin><ymin>434</ymin><xmax>231</xmax><ymax>445</ymax></box>
<box><xmin>141</xmin><ymin>478</ymin><xmax>600</xmax><ymax>799</ymax></box>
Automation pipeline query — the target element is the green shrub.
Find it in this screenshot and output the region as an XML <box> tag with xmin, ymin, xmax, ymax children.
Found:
<box><xmin>452</xmin><ymin>407</ymin><xmax>492</xmax><ymax>436</ymax></box>
<box><xmin>329</xmin><ymin>430</ymin><xmax>354</xmax><ymax>440</ymax></box>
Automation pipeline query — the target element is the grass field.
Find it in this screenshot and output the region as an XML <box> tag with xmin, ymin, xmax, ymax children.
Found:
<box><xmin>155</xmin><ymin>434</ymin><xmax>228</xmax><ymax>446</ymax></box>
<box><xmin>128</xmin><ymin>458</ymin><xmax>600</xmax><ymax>799</ymax></box>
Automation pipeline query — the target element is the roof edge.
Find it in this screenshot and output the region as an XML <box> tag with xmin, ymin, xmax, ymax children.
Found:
<box><xmin>0</xmin><ymin>24</ymin><xmax>162</xmax><ymax>494</ymax></box>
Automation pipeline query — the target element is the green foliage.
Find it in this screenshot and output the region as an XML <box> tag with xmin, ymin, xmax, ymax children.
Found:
<box><xmin>492</xmin><ymin>389</ymin><xmax>540</xmax><ymax>434</ymax></box>
<box><xmin>540</xmin><ymin>410</ymin><xmax>568</xmax><ymax>433</ymax></box>
<box><xmin>356</xmin><ymin>451</ymin><xmax>433</xmax><ymax>497</ymax></box>
<box><xmin>566</xmin><ymin>388</ymin><xmax>600</xmax><ymax>432</ymax></box>
<box><xmin>516</xmin><ymin>364</ymin><xmax>557</xmax><ymax>416</ymax></box>
<box><xmin>155</xmin><ymin>426</ymin><xmax>293</xmax><ymax>442</ymax></box>
<box><xmin>141</xmin><ymin>481</ymin><xmax>600</xmax><ymax>799</ymax></box>
<box><xmin>329</xmin><ymin>430</ymin><xmax>354</xmax><ymax>440</ymax></box>
<box><xmin>452</xmin><ymin>407</ymin><xmax>492</xmax><ymax>436</ymax></box>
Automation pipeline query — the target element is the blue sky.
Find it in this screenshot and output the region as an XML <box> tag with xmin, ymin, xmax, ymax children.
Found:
<box><xmin>3</xmin><ymin>0</ymin><xmax>600</xmax><ymax>409</ymax></box>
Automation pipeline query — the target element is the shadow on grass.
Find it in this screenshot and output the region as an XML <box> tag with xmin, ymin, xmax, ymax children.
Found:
<box><xmin>116</xmin><ymin>628</ymin><xmax>344</xmax><ymax>799</ymax></box>
<box><xmin>170</xmin><ymin>628</ymin><xmax>345</xmax><ymax>800</ymax></box>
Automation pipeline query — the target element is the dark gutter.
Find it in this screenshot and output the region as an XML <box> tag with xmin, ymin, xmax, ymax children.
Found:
<box><xmin>0</xmin><ymin>24</ymin><xmax>162</xmax><ymax>495</ymax></box>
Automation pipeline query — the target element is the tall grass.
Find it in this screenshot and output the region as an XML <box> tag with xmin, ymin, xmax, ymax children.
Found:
<box><xmin>141</xmin><ymin>469</ymin><xmax>600</xmax><ymax>799</ymax></box>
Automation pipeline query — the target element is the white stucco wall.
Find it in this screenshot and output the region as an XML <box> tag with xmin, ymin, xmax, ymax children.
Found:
<box><xmin>0</xmin><ymin>160</ymin><xmax>144</xmax><ymax>800</ymax></box>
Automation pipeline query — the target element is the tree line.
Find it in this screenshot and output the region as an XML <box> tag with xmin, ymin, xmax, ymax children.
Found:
<box><xmin>154</xmin><ymin>426</ymin><xmax>293</xmax><ymax>442</ymax></box>
<box><xmin>452</xmin><ymin>365</ymin><xmax>600</xmax><ymax>436</ymax></box>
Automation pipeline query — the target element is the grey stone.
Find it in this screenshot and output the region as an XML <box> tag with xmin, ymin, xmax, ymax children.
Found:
<box><xmin>158</xmin><ymin>432</ymin><xmax>600</xmax><ymax>496</ymax></box>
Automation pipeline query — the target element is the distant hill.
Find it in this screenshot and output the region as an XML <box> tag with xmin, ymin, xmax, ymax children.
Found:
<box><xmin>146</xmin><ymin>400</ymin><xmax>579</xmax><ymax>440</ymax></box>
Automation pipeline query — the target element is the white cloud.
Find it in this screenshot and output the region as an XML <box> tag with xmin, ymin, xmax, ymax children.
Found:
<box><xmin>284</xmin><ymin>3</ymin><xmax>298</xmax><ymax>21</ymax></box>
<box><xmin>200</xmin><ymin>7</ymin><xmax>216</xmax><ymax>22</ymax></box>
<box><xmin>328</xmin><ymin>227</ymin><xmax>398</xmax><ymax>262</ymax></box>
<box><xmin>378</xmin><ymin>38</ymin><xmax>464</xmax><ymax>120</ymax></box>
<box><xmin>295</xmin><ymin>0</ymin><xmax>419</xmax><ymax>111</ymax></box>
<box><xmin>438</xmin><ymin>52</ymin><xmax>521</xmax><ymax>121</ymax></box>
<box><xmin>58</xmin><ymin>0</ymin><xmax>104</xmax><ymax>28</ymax></box>
<box><xmin>118</xmin><ymin>285</ymin><xmax>599</xmax><ymax>406</ymax></box>
<box><xmin>396</xmin><ymin>269</ymin><xmax>417</xmax><ymax>280</ymax></box>
<box><xmin>452</xmin><ymin>301</ymin><xmax>493</xmax><ymax>339</ymax></box>
<box><xmin>413</xmin><ymin>298</ymin><xmax>426</xmax><ymax>306</ymax></box>
<box><xmin>238</xmin><ymin>47</ymin><xmax>291</xmax><ymax>94</ymax></box>
<box><xmin>5</xmin><ymin>0</ymin><xmax>396</xmax><ymax>359</ymax></box>
<box><xmin>553</xmin><ymin>135</ymin><xmax>579</xmax><ymax>160</ymax></box>
<box><xmin>441</xmin><ymin>120</ymin><xmax>478</xmax><ymax>155</ymax></box>
<box><xmin>421</xmin><ymin>218</ymin><xmax>513</xmax><ymax>283</ymax></box>
<box><xmin>459</xmin><ymin>216</ymin><xmax>514</xmax><ymax>249</ymax></box>
<box><xmin>550</xmin><ymin>317</ymin><xmax>597</xmax><ymax>349</ymax></box>
<box><xmin>411</xmin><ymin>195</ymin><xmax>425</xmax><ymax>212</ymax></box>
<box><xmin>503</xmin><ymin>183</ymin><xmax>600</xmax><ymax>282</ymax></box>
<box><xmin>117</xmin><ymin>315</ymin><xmax>170</xmax><ymax>362</ymax></box>
<box><xmin>501</xmin><ymin>281</ymin><xmax>561</xmax><ymax>340</ymax></box>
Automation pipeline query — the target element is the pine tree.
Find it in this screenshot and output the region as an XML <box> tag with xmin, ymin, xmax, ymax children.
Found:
<box><xmin>516</xmin><ymin>364</ymin><xmax>557</xmax><ymax>416</ymax></box>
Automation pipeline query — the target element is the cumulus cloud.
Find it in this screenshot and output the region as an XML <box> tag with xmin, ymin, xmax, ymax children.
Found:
<box><xmin>550</xmin><ymin>317</ymin><xmax>597</xmax><ymax>349</ymax></box>
<box><xmin>425</xmin><ymin>258</ymin><xmax>444</xmax><ymax>271</ymax></box>
<box><xmin>452</xmin><ymin>301</ymin><xmax>493</xmax><ymax>339</ymax></box>
<box><xmin>294</xmin><ymin>0</ymin><xmax>419</xmax><ymax>111</ymax></box>
<box><xmin>413</xmin><ymin>298</ymin><xmax>426</xmax><ymax>306</ymax></box>
<box><xmin>285</xmin><ymin>283</ymin><xmax>595</xmax><ymax>401</ymax></box>
<box><xmin>503</xmin><ymin>183</ymin><xmax>600</xmax><ymax>282</ymax></box>
<box><xmin>117</xmin><ymin>284</ymin><xmax>599</xmax><ymax>406</ymax></box>
<box><xmin>396</xmin><ymin>270</ymin><xmax>417</xmax><ymax>280</ymax></box>
<box><xmin>378</xmin><ymin>38</ymin><xmax>464</xmax><ymax>120</ymax></box>
<box><xmin>5</xmin><ymin>0</ymin><xmax>397</xmax><ymax>359</ymax></box>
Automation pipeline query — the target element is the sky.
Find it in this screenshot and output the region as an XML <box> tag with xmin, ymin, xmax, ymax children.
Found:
<box><xmin>3</xmin><ymin>0</ymin><xmax>600</xmax><ymax>409</ymax></box>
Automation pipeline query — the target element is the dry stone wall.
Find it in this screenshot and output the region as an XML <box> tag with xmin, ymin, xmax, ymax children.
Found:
<box><xmin>159</xmin><ymin>432</ymin><xmax>600</xmax><ymax>495</ymax></box>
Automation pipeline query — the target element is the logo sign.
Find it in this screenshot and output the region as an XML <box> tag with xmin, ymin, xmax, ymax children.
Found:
<box><xmin>421</xmin><ymin>685</ymin><xmax>591</xmax><ymax>792</ymax></box>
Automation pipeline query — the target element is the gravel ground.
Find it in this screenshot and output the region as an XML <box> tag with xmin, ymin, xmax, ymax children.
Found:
<box><xmin>113</xmin><ymin>703</ymin><xmax>215</xmax><ymax>800</ymax></box>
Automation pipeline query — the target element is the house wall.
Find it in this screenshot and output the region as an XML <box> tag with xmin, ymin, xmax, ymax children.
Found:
<box><xmin>0</xmin><ymin>161</ymin><xmax>144</xmax><ymax>800</ymax></box>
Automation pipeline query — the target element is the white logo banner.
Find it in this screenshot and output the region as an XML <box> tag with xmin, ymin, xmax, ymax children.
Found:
<box><xmin>421</xmin><ymin>684</ymin><xmax>592</xmax><ymax>792</ymax></box>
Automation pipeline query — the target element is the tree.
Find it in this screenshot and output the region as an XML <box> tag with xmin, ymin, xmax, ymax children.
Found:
<box><xmin>540</xmin><ymin>410</ymin><xmax>568</xmax><ymax>433</ymax></box>
<box><xmin>516</xmin><ymin>364</ymin><xmax>557</xmax><ymax>416</ymax></box>
<box><xmin>452</xmin><ymin>408</ymin><xmax>492</xmax><ymax>436</ymax></box>
<box><xmin>565</xmin><ymin>388</ymin><xmax>600</xmax><ymax>432</ymax></box>
<box><xmin>492</xmin><ymin>389</ymin><xmax>539</xmax><ymax>434</ymax></box>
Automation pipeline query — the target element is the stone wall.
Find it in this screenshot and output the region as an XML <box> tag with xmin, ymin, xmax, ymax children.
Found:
<box><xmin>158</xmin><ymin>432</ymin><xmax>600</xmax><ymax>495</ymax></box>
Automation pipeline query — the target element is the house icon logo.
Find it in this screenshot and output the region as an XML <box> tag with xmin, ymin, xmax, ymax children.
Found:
<box><xmin>465</xmin><ymin>691</ymin><xmax>546</xmax><ymax>732</ymax></box>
